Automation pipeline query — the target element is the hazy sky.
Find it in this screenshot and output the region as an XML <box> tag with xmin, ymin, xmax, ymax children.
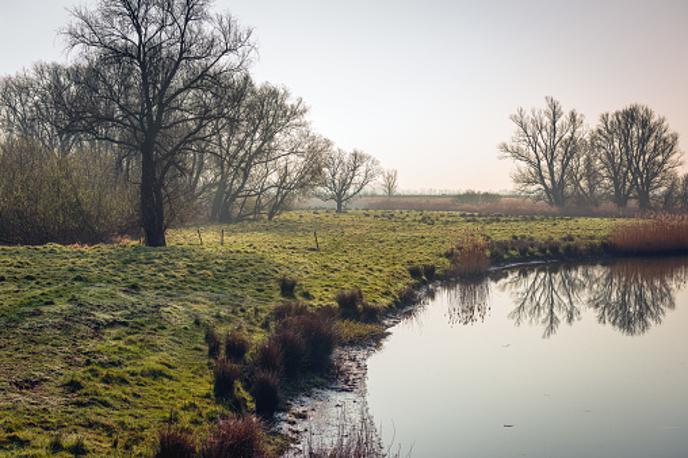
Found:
<box><xmin>1</xmin><ymin>0</ymin><xmax>687</xmax><ymax>192</ymax></box>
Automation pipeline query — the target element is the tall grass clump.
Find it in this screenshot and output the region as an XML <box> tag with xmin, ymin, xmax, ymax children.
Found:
<box><xmin>609</xmin><ymin>214</ymin><xmax>688</xmax><ymax>255</ymax></box>
<box><xmin>224</xmin><ymin>332</ymin><xmax>250</xmax><ymax>363</ymax></box>
<box><xmin>201</xmin><ymin>416</ymin><xmax>267</xmax><ymax>458</ymax></box>
<box><xmin>335</xmin><ymin>288</ymin><xmax>364</xmax><ymax>319</ymax></box>
<box><xmin>279</xmin><ymin>276</ymin><xmax>297</xmax><ymax>297</ymax></box>
<box><xmin>251</xmin><ymin>370</ymin><xmax>281</xmax><ymax>418</ymax></box>
<box><xmin>155</xmin><ymin>428</ymin><xmax>197</xmax><ymax>458</ymax></box>
<box><xmin>213</xmin><ymin>359</ymin><xmax>241</xmax><ymax>400</ymax></box>
<box><xmin>446</xmin><ymin>233</ymin><xmax>490</xmax><ymax>277</ymax></box>
<box><xmin>204</xmin><ymin>327</ymin><xmax>221</xmax><ymax>360</ymax></box>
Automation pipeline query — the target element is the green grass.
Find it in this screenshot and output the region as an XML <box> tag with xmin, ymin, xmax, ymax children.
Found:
<box><xmin>0</xmin><ymin>210</ymin><xmax>620</xmax><ymax>456</ymax></box>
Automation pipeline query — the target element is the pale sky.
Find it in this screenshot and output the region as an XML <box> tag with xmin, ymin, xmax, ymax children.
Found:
<box><xmin>1</xmin><ymin>0</ymin><xmax>687</xmax><ymax>192</ymax></box>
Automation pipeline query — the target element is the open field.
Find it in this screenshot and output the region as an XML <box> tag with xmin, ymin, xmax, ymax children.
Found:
<box><xmin>0</xmin><ymin>211</ymin><xmax>621</xmax><ymax>456</ymax></box>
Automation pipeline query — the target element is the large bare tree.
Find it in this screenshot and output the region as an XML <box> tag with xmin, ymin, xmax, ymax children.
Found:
<box><xmin>499</xmin><ymin>97</ymin><xmax>585</xmax><ymax>207</ymax></box>
<box><xmin>591</xmin><ymin>111</ymin><xmax>635</xmax><ymax>208</ymax></box>
<box><xmin>64</xmin><ymin>0</ymin><xmax>253</xmax><ymax>246</ymax></box>
<box><xmin>317</xmin><ymin>149</ymin><xmax>380</xmax><ymax>212</ymax></box>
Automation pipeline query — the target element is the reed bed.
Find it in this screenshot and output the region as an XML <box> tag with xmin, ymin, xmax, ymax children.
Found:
<box><xmin>609</xmin><ymin>214</ymin><xmax>688</xmax><ymax>255</ymax></box>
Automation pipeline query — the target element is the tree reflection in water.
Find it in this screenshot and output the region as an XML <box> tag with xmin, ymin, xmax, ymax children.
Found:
<box><xmin>504</xmin><ymin>265</ymin><xmax>585</xmax><ymax>338</ymax></box>
<box><xmin>446</xmin><ymin>258</ymin><xmax>688</xmax><ymax>337</ymax></box>
<box><xmin>589</xmin><ymin>259</ymin><xmax>688</xmax><ymax>336</ymax></box>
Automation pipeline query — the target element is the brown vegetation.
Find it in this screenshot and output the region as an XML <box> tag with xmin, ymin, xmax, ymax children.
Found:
<box><xmin>609</xmin><ymin>214</ymin><xmax>688</xmax><ymax>255</ymax></box>
<box><xmin>201</xmin><ymin>416</ymin><xmax>268</xmax><ymax>458</ymax></box>
<box><xmin>446</xmin><ymin>234</ymin><xmax>490</xmax><ymax>277</ymax></box>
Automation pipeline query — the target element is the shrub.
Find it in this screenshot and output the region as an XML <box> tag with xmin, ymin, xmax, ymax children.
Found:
<box><xmin>251</xmin><ymin>371</ymin><xmax>281</xmax><ymax>418</ymax></box>
<box><xmin>213</xmin><ymin>359</ymin><xmax>240</xmax><ymax>400</ymax></box>
<box><xmin>255</xmin><ymin>340</ymin><xmax>283</xmax><ymax>374</ymax></box>
<box><xmin>279</xmin><ymin>276</ymin><xmax>297</xmax><ymax>297</ymax></box>
<box><xmin>204</xmin><ymin>327</ymin><xmax>221</xmax><ymax>360</ymax></box>
<box><xmin>0</xmin><ymin>139</ymin><xmax>138</xmax><ymax>245</ymax></box>
<box><xmin>224</xmin><ymin>332</ymin><xmax>249</xmax><ymax>363</ymax></box>
<box><xmin>609</xmin><ymin>215</ymin><xmax>688</xmax><ymax>255</ymax></box>
<box><xmin>272</xmin><ymin>329</ymin><xmax>306</xmax><ymax>379</ymax></box>
<box><xmin>201</xmin><ymin>416</ymin><xmax>266</xmax><ymax>458</ymax></box>
<box><xmin>156</xmin><ymin>428</ymin><xmax>197</xmax><ymax>458</ymax></box>
<box><xmin>335</xmin><ymin>288</ymin><xmax>363</xmax><ymax>319</ymax></box>
<box><xmin>291</xmin><ymin>314</ymin><xmax>336</xmax><ymax>371</ymax></box>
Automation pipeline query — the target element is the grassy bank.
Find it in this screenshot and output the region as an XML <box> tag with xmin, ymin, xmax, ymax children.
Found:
<box><xmin>0</xmin><ymin>211</ymin><xmax>620</xmax><ymax>456</ymax></box>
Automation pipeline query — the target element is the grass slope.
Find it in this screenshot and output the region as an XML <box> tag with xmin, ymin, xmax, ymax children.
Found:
<box><xmin>0</xmin><ymin>210</ymin><xmax>619</xmax><ymax>456</ymax></box>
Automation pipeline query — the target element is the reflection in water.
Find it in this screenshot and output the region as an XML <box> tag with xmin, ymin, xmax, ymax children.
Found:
<box><xmin>445</xmin><ymin>278</ymin><xmax>490</xmax><ymax>326</ymax></box>
<box><xmin>452</xmin><ymin>258</ymin><xmax>688</xmax><ymax>337</ymax></box>
<box><xmin>589</xmin><ymin>259</ymin><xmax>688</xmax><ymax>336</ymax></box>
<box><xmin>505</xmin><ymin>265</ymin><xmax>584</xmax><ymax>338</ymax></box>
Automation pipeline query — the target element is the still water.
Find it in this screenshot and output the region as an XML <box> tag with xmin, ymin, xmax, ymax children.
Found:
<box><xmin>366</xmin><ymin>258</ymin><xmax>688</xmax><ymax>458</ymax></box>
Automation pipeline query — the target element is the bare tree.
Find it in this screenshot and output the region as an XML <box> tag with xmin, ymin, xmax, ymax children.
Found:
<box><xmin>621</xmin><ymin>105</ymin><xmax>680</xmax><ymax>210</ymax></box>
<box><xmin>64</xmin><ymin>0</ymin><xmax>253</xmax><ymax>246</ymax></box>
<box><xmin>591</xmin><ymin>111</ymin><xmax>635</xmax><ymax>208</ymax></box>
<box><xmin>499</xmin><ymin>97</ymin><xmax>585</xmax><ymax>207</ymax></box>
<box><xmin>318</xmin><ymin>149</ymin><xmax>380</xmax><ymax>212</ymax></box>
<box><xmin>569</xmin><ymin>142</ymin><xmax>603</xmax><ymax>207</ymax></box>
<box><xmin>381</xmin><ymin>168</ymin><xmax>399</xmax><ymax>197</ymax></box>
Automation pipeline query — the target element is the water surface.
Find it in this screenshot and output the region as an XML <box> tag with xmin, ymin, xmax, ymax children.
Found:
<box><xmin>367</xmin><ymin>258</ymin><xmax>688</xmax><ymax>457</ymax></box>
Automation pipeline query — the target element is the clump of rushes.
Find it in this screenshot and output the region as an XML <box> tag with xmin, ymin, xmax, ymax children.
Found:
<box><xmin>155</xmin><ymin>428</ymin><xmax>197</xmax><ymax>458</ymax></box>
<box><xmin>609</xmin><ymin>214</ymin><xmax>688</xmax><ymax>255</ymax></box>
<box><xmin>335</xmin><ymin>288</ymin><xmax>364</xmax><ymax>319</ymax></box>
<box><xmin>446</xmin><ymin>234</ymin><xmax>490</xmax><ymax>277</ymax></box>
<box><xmin>201</xmin><ymin>416</ymin><xmax>267</xmax><ymax>458</ymax></box>
<box><xmin>213</xmin><ymin>359</ymin><xmax>240</xmax><ymax>400</ymax></box>
<box><xmin>272</xmin><ymin>301</ymin><xmax>309</xmax><ymax>321</ymax></box>
<box><xmin>251</xmin><ymin>370</ymin><xmax>281</xmax><ymax>418</ymax></box>
<box><xmin>255</xmin><ymin>339</ymin><xmax>283</xmax><ymax>374</ymax></box>
<box><xmin>204</xmin><ymin>327</ymin><xmax>221</xmax><ymax>360</ymax></box>
<box><xmin>407</xmin><ymin>264</ymin><xmax>424</xmax><ymax>280</ymax></box>
<box><xmin>288</xmin><ymin>313</ymin><xmax>336</xmax><ymax>371</ymax></box>
<box><xmin>224</xmin><ymin>332</ymin><xmax>249</xmax><ymax>363</ymax></box>
<box><xmin>395</xmin><ymin>286</ymin><xmax>418</xmax><ymax>307</ymax></box>
<box><xmin>360</xmin><ymin>302</ymin><xmax>382</xmax><ymax>323</ymax></box>
<box><xmin>279</xmin><ymin>276</ymin><xmax>297</xmax><ymax>297</ymax></box>
<box><xmin>65</xmin><ymin>436</ymin><xmax>88</xmax><ymax>456</ymax></box>
<box><xmin>422</xmin><ymin>264</ymin><xmax>436</xmax><ymax>281</ymax></box>
<box><xmin>272</xmin><ymin>329</ymin><xmax>306</xmax><ymax>379</ymax></box>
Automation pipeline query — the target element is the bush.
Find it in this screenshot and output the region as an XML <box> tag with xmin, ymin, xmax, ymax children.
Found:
<box><xmin>156</xmin><ymin>428</ymin><xmax>197</xmax><ymax>458</ymax></box>
<box><xmin>335</xmin><ymin>288</ymin><xmax>363</xmax><ymax>319</ymax></box>
<box><xmin>251</xmin><ymin>371</ymin><xmax>281</xmax><ymax>418</ymax></box>
<box><xmin>224</xmin><ymin>332</ymin><xmax>249</xmax><ymax>363</ymax></box>
<box><xmin>0</xmin><ymin>139</ymin><xmax>138</xmax><ymax>245</ymax></box>
<box><xmin>204</xmin><ymin>327</ymin><xmax>221</xmax><ymax>360</ymax></box>
<box><xmin>213</xmin><ymin>359</ymin><xmax>240</xmax><ymax>400</ymax></box>
<box><xmin>289</xmin><ymin>314</ymin><xmax>336</xmax><ymax>372</ymax></box>
<box><xmin>201</xmin><ymin>416</ymin><xmax>267</xmax><ymax>458</ymax></box>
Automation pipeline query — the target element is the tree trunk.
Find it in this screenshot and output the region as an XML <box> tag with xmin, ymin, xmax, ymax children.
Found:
<box><xmin>637</xmin><ymin>191</ymin><xmax>651</xmax><ymax>211</ymax></box>
<box><xmin>140</xmin><ymin>147</ymin><xmax>166</xmax><ymax>247</ymax></box>
<box><xmin>336</xmin><ymin>200</ymin><xmax>343</xmax><ymax>213</ymax></box>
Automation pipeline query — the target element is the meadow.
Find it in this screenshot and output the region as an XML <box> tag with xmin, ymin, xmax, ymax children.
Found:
<box><xmin>0</xmin><ymin>210</ymin><xmax>621</xmax><ymax>456</ymax></box>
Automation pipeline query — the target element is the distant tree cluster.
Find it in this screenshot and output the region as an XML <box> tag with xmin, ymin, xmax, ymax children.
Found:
<box><xmin>0</xmin><ymin>0</ymin><xmax>387</xmax><ymax>245</ymax></box>
<box><xmin>500</xmin><ymin>97</ymin><xmax>685</xmax><ymax>211</ymax></box>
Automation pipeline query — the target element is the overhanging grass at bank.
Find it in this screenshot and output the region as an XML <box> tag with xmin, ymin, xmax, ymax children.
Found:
<box><xmin>0</xmin><ymin>210</ymin><xmax>620</xmax><ymax>456</ymax></box>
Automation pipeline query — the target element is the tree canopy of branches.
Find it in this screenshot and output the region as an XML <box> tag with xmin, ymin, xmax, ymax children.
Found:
<box><xmin>499</xmin><ymin>97</ymin><xmax>585</xmax><ymax>207</ymax></box>
<box><xmin>206</xmin><ymin>79</ymin><xmax>327</xmax><ymax>222</ymax></box>
<box><xmin>381</xmin><ymin>168</ymin><xmax>399</xmax><ymax>197</ymax></box>
<box><xmin>64</xmin><ymin>0</ymin><xmax>254</xmax><ymax>246</ymax></box>
<box><xmin>593</xmin><ymin>104</ymin><xmax>681</xmax><ymax>210</ymax></box>
<box><xmin>318</xmin><ymin>149</ymin><xmax>380</xmax><ymax>212</ymax></box>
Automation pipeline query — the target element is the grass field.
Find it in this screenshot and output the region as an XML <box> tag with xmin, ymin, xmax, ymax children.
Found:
<box><xmin>0</xmin><ymin>210</ymin><xmax>621</xmax><ymax>456</ymax></box>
